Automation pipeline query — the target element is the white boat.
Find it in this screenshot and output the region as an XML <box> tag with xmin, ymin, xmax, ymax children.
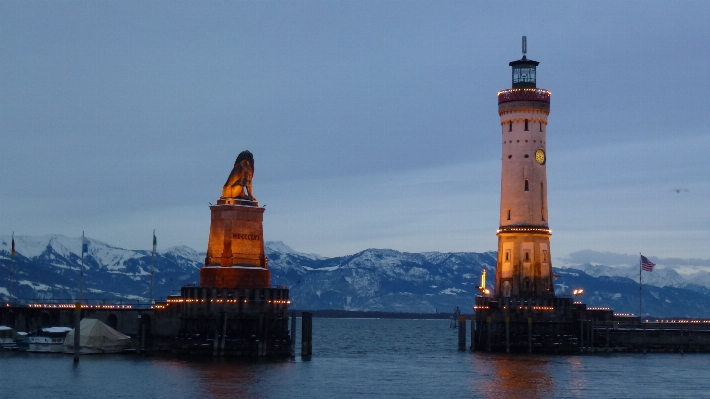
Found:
<box><xmin>28</xmin><ymin>327</ymin><xmax>73</xmax><ymax>353</ymax></box>
<box><xmin>0</xmin><ymin>326</ymin><xmax>19</xmax><ymax>350</ymax></box>
<box><xmin>63</xmin><ymin>319</ymin><xmax>131</xmax><ymax>354</ymax></box>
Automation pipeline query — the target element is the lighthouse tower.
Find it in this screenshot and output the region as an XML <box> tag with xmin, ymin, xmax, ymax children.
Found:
<box><xmin>494</xmin><ymin>37</ymin><xmax>553</xmax><ymax>299</ymax></box>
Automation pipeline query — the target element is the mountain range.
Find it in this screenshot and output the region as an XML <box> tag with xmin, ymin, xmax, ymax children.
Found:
<box><xmin>2</xmin><ymin>235</ymin><xmax>710</xmax><ymax>317</ymax></box>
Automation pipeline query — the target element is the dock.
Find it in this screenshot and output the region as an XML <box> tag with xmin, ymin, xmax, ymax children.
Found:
<box><xmin>469</xmin><ymin>296</ymin><xmax>710</xmax><ymax>353</ymax></box>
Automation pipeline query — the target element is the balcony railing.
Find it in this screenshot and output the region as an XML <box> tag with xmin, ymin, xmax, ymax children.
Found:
<box><xmin>498</xmin><ymin>88</ymin><xmax>551</xmax><ymax>104</ymax></box>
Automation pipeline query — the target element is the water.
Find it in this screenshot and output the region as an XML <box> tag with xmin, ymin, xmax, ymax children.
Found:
<box><xmin>1</xmin><ymin>318</ymin><xmax>708</xmax><ymax>398</ymax></box>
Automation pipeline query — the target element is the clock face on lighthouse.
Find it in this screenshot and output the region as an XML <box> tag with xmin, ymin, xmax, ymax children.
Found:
<box><xmin>535</xmin><ymin>148</ymin><xmax>546</xmax><ymax>165</ymax></box>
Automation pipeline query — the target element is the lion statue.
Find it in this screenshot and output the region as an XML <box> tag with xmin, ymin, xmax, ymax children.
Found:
<box><xmin>221</xmin><ymin>150</ymin><xmax>256</xmax><ymax>201</ymax></box>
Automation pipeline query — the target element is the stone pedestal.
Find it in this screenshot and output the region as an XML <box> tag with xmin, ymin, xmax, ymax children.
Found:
<box><xmin>200</xmin><ymin>200</ymin><xmax>270</xmax><ymax>289</ymax></box>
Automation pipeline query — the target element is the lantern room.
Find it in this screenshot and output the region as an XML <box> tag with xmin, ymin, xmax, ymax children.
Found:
<box><xmin>509</xmin><ymin>36</ymin><xmax>539</xmax><ymax>89</ymax></box>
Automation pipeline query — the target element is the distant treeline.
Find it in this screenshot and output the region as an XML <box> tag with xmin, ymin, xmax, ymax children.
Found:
<box><xmin>289</xmin><ymin>309</ymin><xmax>472</xmax><ymax>319</ymax></box>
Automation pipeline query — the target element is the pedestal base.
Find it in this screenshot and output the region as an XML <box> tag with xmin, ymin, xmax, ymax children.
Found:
<box><xmin>200</xmin><ymin>266</ymin><xmax>270</xmax><ymax>289</ymax></box>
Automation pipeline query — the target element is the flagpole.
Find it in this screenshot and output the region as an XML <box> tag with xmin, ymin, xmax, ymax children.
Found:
<box><xmin>639</xmin><ymin>252</ymin><xmax>642</xmax><ymax>319</ymax></box>
<box><xmin>81</xmin><ymin>231</ymin><xmax>85</xmax><ymax>303</ymax></box>
<box><xmin>150</xmin><ymin>229</ymin><xmax>155</xmax><ymax>307</ymax></box>
<box><xmin>9</xmin><ymin>232</ymin><xmax>14</xmax><ymax>306</ymax></box>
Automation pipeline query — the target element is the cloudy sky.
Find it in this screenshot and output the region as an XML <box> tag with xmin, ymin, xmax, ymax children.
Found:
<box><xmin>1</xmin><ymin>1</ymin><xmax>708</xmax><ymax>260</ymax></box>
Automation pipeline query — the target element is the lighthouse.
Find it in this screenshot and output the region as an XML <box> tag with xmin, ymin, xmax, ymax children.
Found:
<box><xmin>473</xmin><ymin>39</ymin><xmax>613</xmax><ymax>354</ymax></box>
<box><xmin>494</xmin><ymin>37</ymin><xmax>553</xmax><ymax>299</ymax></box>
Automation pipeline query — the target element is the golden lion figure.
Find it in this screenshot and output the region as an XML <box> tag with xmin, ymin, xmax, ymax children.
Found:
<box><xmin>221</xmin><ymin>150</ymin><xmax>256</xmax><ymax>201</ymax></box>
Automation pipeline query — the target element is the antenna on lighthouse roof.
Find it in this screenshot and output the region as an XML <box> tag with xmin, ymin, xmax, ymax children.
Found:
<box><xmin>522</xmin><ymin>36</ymin><xmax>527</xmax><ymax>57</ymax></box>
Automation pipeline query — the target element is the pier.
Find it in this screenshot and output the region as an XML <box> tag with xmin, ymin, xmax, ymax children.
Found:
<box><xmin>470</xmin><ymin>296</ymin><xmax>710</xmax><ymax>353</ymax></box>
<box><xmin>1</xmin><ymin>286</ymin><xmax>311</xmax><ymax>358</ymax></box>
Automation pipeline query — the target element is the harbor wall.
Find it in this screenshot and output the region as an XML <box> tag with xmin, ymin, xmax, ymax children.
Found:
<box><xmin>1</xmin><ymin>287</ymin><xmax>292</xmax><ymax>357</ymax></box>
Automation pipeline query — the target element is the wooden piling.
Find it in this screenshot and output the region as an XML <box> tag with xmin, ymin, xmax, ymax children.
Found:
<box><xmin>73</xmin><ymin>301</ymin><xmax>81</xmax><ymax>363</ymax></box>
<box><xmin>262</xmin><ymin>313</ymin><xmax>269</xmax><ymax>357</ymax></box>
<box><xmin>290</xmin><ymin>312</ymin><xmax>297</xmax><ymax>357</ymax></box>
<box><xmin>141</xmin><ymin>322</ymin><xmax>146</xmax><ymax>353</ymax></box>
<box><xmin>457</xmin><ymin>316</ymin><xmax>466</xmax><ymax>351</ymax></box>
<box><xmin>136</xmin><ymin>313</ymin><xmax>142</xmax><ymax>355</ymax></box>
<box><xmin>579</xmin><ymin>319</ymin><xmax>584</xmax><ymax>352</ymax></box>
<box><xmin>219</xmin><ymin>312</ymin><xmax>227</xmax><ymax>356</ymax></box>
<box><xmin>257</xmin><ymin>314</ymin><xmax>265</xmax><ymax>357</ymax></box>
<box><xmin>469</xmin><ymin>316</ymin><xmax>475</xmax><ymax>351</ymax></box>
<box><xmin>486</xmin><ymin>316</ymin><xmax>491</xmax><ymax>352</ymax></box>
<box><xmin>528</xmin><ymin>317</ymin><xmax>532</xmax><ymax>353</ymax></box>
<box><xmin>590</xmin><ymin>319</ymin><xmax>594</xmax><ymax>349</ymax></box>
<box><xmin>505</xmin><ymin>316</ymin><xmax>510</xmax><ymax>353</ymax></box>
<box><xmin>301</xmin><ymin>312</ymin><xmax>312</xmax><ymax>358</ymax></box>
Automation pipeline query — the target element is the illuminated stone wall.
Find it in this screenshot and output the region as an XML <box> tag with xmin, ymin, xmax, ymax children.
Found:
<box><xmin>201</xmin><ymin>204</ymin><xmax>270</xmax><ymax>288</ymax></box>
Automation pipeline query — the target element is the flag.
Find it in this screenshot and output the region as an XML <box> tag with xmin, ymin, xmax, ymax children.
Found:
<box><xmin>641</xmin><ymin>255</ymin><xmax>655</xmax><ymax>272</ymax></box>
<box><xmin>153</xmin><ymin>232</ymin><xmax>157</xmax><ymax>253</ymax></box>
<box><xmin>11</xmin><ymin>235</ymin><xmax>15</xmax><ymax>257</ymax></box>
<box><xmin>82</xmin><ymin>236</ymin><xmax>89</xmax><ymax>254</ymax></box>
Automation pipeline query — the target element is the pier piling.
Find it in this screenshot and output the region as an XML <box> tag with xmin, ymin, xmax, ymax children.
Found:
<box><xmin>505</xmin><ymin>316</ymin><xmax>510</xmax><ymax>353</ymax></box>
<box><xmin>579</xmin><ymin>320</ymin><xmax>584</xmax><ymax>352</ymax></box>
<box><xmin>141</xmin><ymin>321</ymin><xmax>146</xmax><ymax>353</ymax></box>
<box><xmin>470</xmin><ymin>316</ymin><xmax>475</xmax><ymax>351</ymax></box>
<box><xmin>290</xmin><ymin>312</ymin><xmax>297</xmax><ymax>357</ymax></box>
<box><xmin>219</xmin><ymin>312</ymin><xmax>227</xmax><ymax>356</ymax></box>
<box><xmin>527</xmin><ymin>317</ymin><xmax>532</xmax><ymax>353</ymax></box>
<box><xmin>301</xmin><ymin>312</ymin><xmax>312</xmax><ymax>359</ymax></box>
<box><xmin>458</xmin><ymin>316</ymin><xmax>466</xmax><ymax>351</ymax></box>
<box><xmin>486</xmin><ymin>316</ymin><xmax>491</xmax><ymax>352</ymax></box>
<box><xmin>73</xmin><ymin>301</ymin><xmax>81</xmax><ymax>363</ymax></box>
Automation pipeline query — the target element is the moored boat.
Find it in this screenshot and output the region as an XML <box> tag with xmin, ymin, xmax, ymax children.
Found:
<box><xmin>0</xmin><ymin>326</ymin><xmax>19</xmax><ymax>350</ymax></box>
<box><xmin>16</xmin><ymin>332</ymin><xmax>29</xmax><ymax>351</ymax></box>
<box><xmin>28</xmin><ymin>327</ymin><xmax>73</xmax><ymax>353</ymax></box>
<box><xmin>63</xmin><ymin>319</ymin><xmax>131</xmax><ymax>354</ymax></box>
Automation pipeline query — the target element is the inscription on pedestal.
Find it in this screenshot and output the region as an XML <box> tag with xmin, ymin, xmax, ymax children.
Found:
<box><xmin>233</xmin><ymin>234</ymin><xmax>260</xmax><ymax>241</ymax></box>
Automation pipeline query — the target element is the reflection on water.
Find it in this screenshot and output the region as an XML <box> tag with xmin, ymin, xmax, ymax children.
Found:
<box><xmin>473</xmin><ymin>354</ymin><xmax>555</xmax><ymax>399</ymax></box>
<box><xmin>153</xmin><ymin>358</ymin><xmax>293</xmax><ymax>399</ymax></box>
<box><xmin>2</xmin><ymin>319</ymin><xmax>710</xmax><ymax>398</ymax></box>
<box><xmin>562</xmin><ymin>356</ymin><xmax>587</xmax><ymax>396</ymax></box>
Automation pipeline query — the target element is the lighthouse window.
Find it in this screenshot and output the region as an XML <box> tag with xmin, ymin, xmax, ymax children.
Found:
<box><xmin>525</xmin><ymin>179</ymin><xmax>529</xmax><ymax>191</ymax></box>
<box><xmin>507</xmin><ymin>209</ymin><xmax>511</xmax><ymax>220</ymax></box>
<box><xmin>509</xmin><ymin>121</ymin><xmax>512</xmax><ymax>132</ymax></box>
<box><xmin>540</xmin><ymin>122</ymin><xmax>542</xmax><ymax>132</ymax></box>
<box><xmin>525</xmin><ymin>252</ymin><xmax>530</xmax><ymax>262</ymax></box>
<box><xmin>508</xmin><ymin>155</ymin><xmax>512</xmax><ymax>159</ymax></box>
<box><xmin>524</xmin><ymin>119</ymin><xmax>529</xmax><ymax>131</ymax></box>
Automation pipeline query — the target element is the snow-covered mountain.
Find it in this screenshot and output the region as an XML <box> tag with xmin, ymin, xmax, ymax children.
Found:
<box><xmin>266</xmin><ymin>242</ymin><xmax>497</xmax><ymax>313</ymax></box>
<box><xmin>0</xmin><ymin>234</ymin><xmax>202</xmax><ymax>302</ymax></box>
<box><xmin>2</xmin><ymin>235</ymin><xmax>710</xmax><ymax>317</ymax></box>
<box><xmin>557</xmin><ymin>250</ymin><xmax>710</xmax><ymax>290</ymax></box>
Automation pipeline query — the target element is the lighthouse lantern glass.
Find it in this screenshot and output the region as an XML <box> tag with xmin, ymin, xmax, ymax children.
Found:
<box><xmin>512</xmin><ymin>64</ymin><xmax>536</xmax><ymax>88</ymax></box>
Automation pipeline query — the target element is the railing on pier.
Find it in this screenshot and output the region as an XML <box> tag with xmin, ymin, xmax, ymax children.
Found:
<box><xmin>5</xmin><ymin>298</ymin><xmax>163</xmax><ymax>310</ymax></box>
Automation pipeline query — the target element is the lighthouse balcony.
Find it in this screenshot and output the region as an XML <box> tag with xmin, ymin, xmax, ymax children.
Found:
<box><xmin>498</xmin><ymin>88</ymin><xmax>551</xmax><ymax>104</ymax></box>
<box><xmin>497</xmin><ymin>225</ymin><xmax>551</xmax><ymax>235</ymax></box>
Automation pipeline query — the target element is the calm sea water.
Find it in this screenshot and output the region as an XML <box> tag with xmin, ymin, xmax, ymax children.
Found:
<box><xmin>1</xmin><ymin>318</ymin><xmax>708</xmax><ymax>398</ymax></box>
